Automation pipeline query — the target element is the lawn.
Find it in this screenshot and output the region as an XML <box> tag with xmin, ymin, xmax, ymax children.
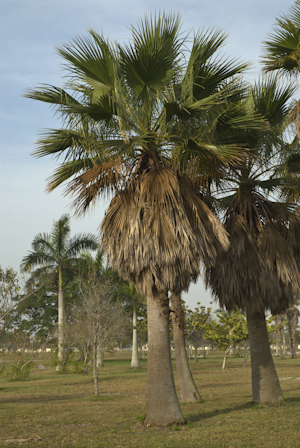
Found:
<box><xmin>0</xmin><ymin>352</ymin><xmax>299</xmax><ymax>448</ymax></box>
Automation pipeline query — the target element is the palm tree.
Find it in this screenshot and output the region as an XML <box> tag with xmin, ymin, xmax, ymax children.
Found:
<box><xmin>24</xmin><ymin>14</ymin><xmax>262</xmax><ymax>424</ymax></box>
<box><xmin>20</xmin><ymin>215</ymin><xmax>98</xmax><ymax>366</ymax></box>
<box><xmin>205</xmin><ymin>76</ymin><xmax>300</xmax><ymax>403</ymax></box>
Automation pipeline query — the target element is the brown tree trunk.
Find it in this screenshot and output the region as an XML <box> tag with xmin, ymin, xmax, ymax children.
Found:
<box><xmin>145</xmin><ymin>288</ymin><xmax>184</xmax><ymax>426</ymax></box>
<box><xmin>247</xmin><ymin>308</ymin><xmax>282</xmax><ymax>403</ymax></box>
<box><xmin>286</xmin><ymin>306</ymin><xmax>300</xmax><ymax>359</ymax></box>
<box><xmin>171</xmin><ymin>293</ymin><xmax>201</xmax><ymax>403</ymax></box>
<box><xmin>276</xmin><ymin>315</ymin><xmax>285</xmax><ymax>360</ymax></box>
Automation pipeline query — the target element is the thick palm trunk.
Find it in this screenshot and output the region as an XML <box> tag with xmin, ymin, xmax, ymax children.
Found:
<box><xmin>131</xmin><ymin>303</ymin><xmax>140</xmax><ymax>368</ymax></box>
<box><xmin>171</xmin><ymin>293</ymin><xmax>201</xmax><ymax>402</ymax></box>
<box><xmin>145</xmin><ymin>288</ymin><xmax>184</xmax><ymax>426</ymax></box>
<box><xmin>247</xmin><ymin>308</ymin><xmax>282</xmax><ymax>403</ymax></box>
<box><xmin>57</xmin><ymin>268</ymin><xmax>64</xmax><ymax>367</ymax></box>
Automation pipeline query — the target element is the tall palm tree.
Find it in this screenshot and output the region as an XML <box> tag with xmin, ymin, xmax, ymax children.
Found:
<box><xmin>205</xmin><ymin>76</ymin><xmax>300</xmax><ymax>403</ymax></box>
<box><xmin>24</xmin><ymin>14</ymin><xmax>262</xmax><ymax>424</ymax></box>
<box><xmin>20</xmin><ymin>215</ymin><xmax>98</xmax><ymax>366</ymax></box>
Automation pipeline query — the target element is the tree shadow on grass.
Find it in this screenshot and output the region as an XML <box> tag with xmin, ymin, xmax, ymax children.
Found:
<box><xmin>0</xmin><ymin>391</ymin><xmax>123</xmax><ymax>404</ymax></box>
<box><xmin>283</xmin><ymin>396</ymin><xmax>300</xmax><ymax>403</ymax></box>
<box><xmin>186</xmin><ymin>400</ymin><xmax>287</xmax><ymax>423</ymax></box>
<box><xmin>0</xmin><ymin>393</ymin><xmax>89</xmax><ymax>404</ymax></box>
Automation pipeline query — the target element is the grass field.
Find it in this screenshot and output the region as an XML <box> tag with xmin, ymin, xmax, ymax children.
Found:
<box><xmin>0</xmin><ymin>352</ymin><xmax>299</xmax><ymax>448</ymax></box>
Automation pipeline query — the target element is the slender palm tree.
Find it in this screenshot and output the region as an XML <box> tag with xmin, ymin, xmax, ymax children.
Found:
<box><xmin>205</xmin><ymin>76</ymin><xmax>300</xmax><ymax>403</ymax></box>
<box><xmin>20</xmin><ymin>215</ymin><xmax>98</xmax><ymax>366</ymax></box>
<box><xmin>24</xmin><ymin>14</ymin><xmax>262</xmax><ymax>424</ymax></box>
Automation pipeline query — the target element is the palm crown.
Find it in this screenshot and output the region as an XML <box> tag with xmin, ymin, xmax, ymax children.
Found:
<box><xmin>205</xmin><ymin>75</ymin><xmax>300</xmax><ymax>314</ymax></box>
<box><xmin>25</xmin><ymin>14</ymin><xmax>263</xmax><ymax>294</ymax></box>
<box><xmin>21</xmin><ymin>214</ymin><xmax>98</xmax><ymax>285</ymax></box>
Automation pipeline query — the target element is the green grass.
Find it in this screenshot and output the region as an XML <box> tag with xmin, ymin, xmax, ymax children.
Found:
<box><xmin>0</xmin><ymin>352</ymin><xmax>300</xmax><ymax>447</ymax></box>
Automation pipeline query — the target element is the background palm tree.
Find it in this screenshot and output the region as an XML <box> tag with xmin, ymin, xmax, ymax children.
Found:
<box><xmin>205</xmin><ymin>76</ymin><xmax>300</xmax><ymax>403</ymax></box>
<box><xmin>24</xmin><ymin>14</ymin><xmax>262</xmax><ymax>424</ymax></box>
<box><xmin>20</xmin><ymin>214</ymin><xmax>98</xmax><ymax>367</ymax></box>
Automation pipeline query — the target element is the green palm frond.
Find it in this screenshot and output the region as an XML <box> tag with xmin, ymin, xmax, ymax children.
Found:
<box><xmin>65</xmin><ymin>234</ymin><xmax>98</xmax><ymax>258</ymax></box>
<box><xmin>262</xmin><ymin>3</ymin><xmax>300</xmax><ymax>77</ymax></box>
<box><xmin>21</xmin><ymin>215</ymin><xmax>98</xmax><ymax>284</ymax></box>
<box><xmin>252</xmin><ymin>74</ymin><xmax>298</xmax><ymax>127</ymax></box>
<box><xmin>118</xmin><ymin>12</ymin><xmax>182</xmax><ymax>101</ymax></box>
<box><xmin>57</xmin><ymin>32</ymin><xmax>117</xmax><ymax>96</ymax></box>
<box><xmin>25</xmin><ymin>85</ymin><xmax>80</xmax><ymax>108</ymax></box>
<box><xmin>183</xmin><ymin>28</ymin><xmax>249</xmax><ymax>102</ymax></box>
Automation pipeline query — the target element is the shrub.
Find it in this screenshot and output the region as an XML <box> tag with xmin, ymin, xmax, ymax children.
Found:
<box><xmin>6</xmin><ymin>358</ymin><xmax>32</xmax><ymax>381</ymax></box>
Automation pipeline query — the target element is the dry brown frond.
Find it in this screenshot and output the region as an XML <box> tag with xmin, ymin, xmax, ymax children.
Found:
<box><xmin>286</xmin><ymin>208</ymin><xmax>300</xmax><ymax>267</ymax></box>
<box><xmin>65</xmin><ymin>160</ymin><xmax>125</xmax><ymax>215</ymax></box>
<box><xmin>258</xmin><ymin>223</ymin><xmax>300</xmax><ymax>293</ymax></box>
<box><xmin>205</xmin><ymin>215</ymin><xmax>289</xmax><ymax>314</ymax></box>
<box><xmin>289</xmin><ymin>100</ymin><xmax>300</xmax><ymax>138</ymax></box>
<box><xmin>101</xmin><ymin>166</ymin><xmax>229</xmax><ymax>295</ymax></box>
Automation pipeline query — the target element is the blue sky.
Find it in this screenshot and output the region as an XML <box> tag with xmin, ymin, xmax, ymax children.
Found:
<box><xmin>0</xmin><ymin>0</ymin><xmax>291</xmax><ymax>309</ymax></box>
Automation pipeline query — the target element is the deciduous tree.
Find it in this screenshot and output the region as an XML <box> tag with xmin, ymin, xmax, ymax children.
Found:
<box><xmin>205</xmin><ymin>310</ymin><xmax>248</xmax><ymax>369</ymax></box>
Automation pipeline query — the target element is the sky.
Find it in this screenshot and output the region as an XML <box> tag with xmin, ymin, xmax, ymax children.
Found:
<box><xmin>0</xmin><ymin>0</ymin><xmax>292</xmax><ymax>310</ymax></box>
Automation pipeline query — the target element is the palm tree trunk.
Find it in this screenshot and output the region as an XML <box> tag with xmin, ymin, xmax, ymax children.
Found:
<box><xmin>283</xmin><ymin>328</ymin><xmax>287</xmax><ymax>355</ymax></box>
<box><xmin>247</xmin><ymin>308</ymin><xmax>282</xmax><ymax>403</ymax></box>
<box><xmin>57</xmin><ymin>268</ymin><xmax>64</xmax><ymax>367</ymax></box>
<box><xmin>171</xmin><ymin>293</ymin><xmax>201</xmax><ymax>403</ymax></box>
<box><xmin>131</xmin><ymin>303</ymin><xmax>140</xmax><ymax>368</ymax></box>
<box><xmin>93</xmin><ymin>323</ymin><xmax>99</xmax><ymax>396</ymax></box>
<box><xmin>286</xmin><ymin>307</ymin><xmax>300</xmax><ymax>359</ymax></box>
<box><xmin>279</xmin><ymin>318</ymin><xmax>284</xmax><ymax>360</ymax></box>
<box><xmin>145</xmin><ymin>287</ymin><xmax>184</xmax><ymax>426</ymax></box>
